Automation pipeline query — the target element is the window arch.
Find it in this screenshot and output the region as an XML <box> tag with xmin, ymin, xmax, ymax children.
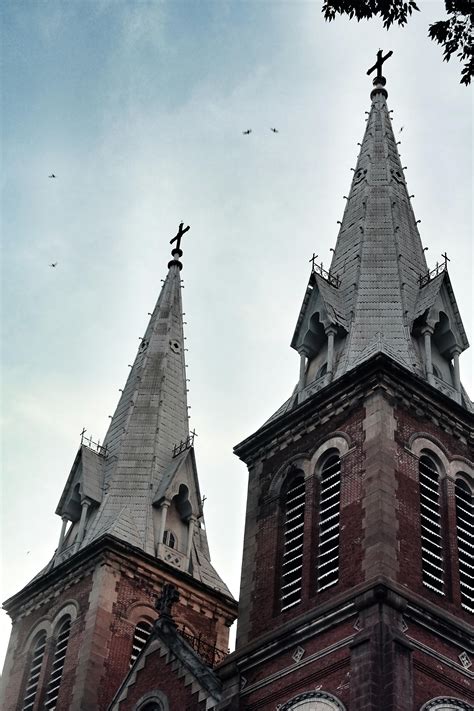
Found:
<box><xmin>280</xmin><ymin>473</ymin><xmax>306</xmax><ymax>611</ymax></box>
<box><xmin>44</xmin><ymin>615</ymin><xmax>71</xmax><ymax>709</ymax></box>
<box><xmin>420</xmin><ymin>697</ymin><xmax>474</xmax><ymax>710</ymax></box>
<box><xmin>130</xmin><ymin>620</ymin><xmax>153</xmax><ymax>666</ymax></box>
<box><xmin>22</xmin><ymin>631</ymin><xmax>47</xmax><ymax>711</ymax></box>
<box><xmin>419</xmin><ymin>455</ymin><xmax>444</xmax><ymax>595</ymax></box>
<box><xmin>455</xmin><ymin>478</ymin><xmax>474</xmax><ymax>613</ymax></box>
<box><xmin>317</xmin><ymin>453</ymin><xmax>341</xmax><ymax>592</ymax></box>
<box><xmin>280</xmin><ymin>690</ymin><xmax>346</xmax><ymax>710</ymax></box>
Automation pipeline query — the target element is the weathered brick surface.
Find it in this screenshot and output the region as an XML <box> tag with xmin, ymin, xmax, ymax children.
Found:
<box><xmin>241</xmin><ymin>406</ymin><xmax>365</xmax><ymax>644</ymax></box>
<box><xmin>116</xmin><ymin>646</ymin><xmax>208</xmax><ymax>711</ymax></box>
<box><xmin>2</xmin><ymin>543</ymin><xmax>236</xmax><ymax>711</ymax></box>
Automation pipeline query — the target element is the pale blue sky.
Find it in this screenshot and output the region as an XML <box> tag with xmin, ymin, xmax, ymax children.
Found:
<box><xmin>1</xmin><ymin>0</ymin><xmax>472</xmax><ymax>666</ymax></box>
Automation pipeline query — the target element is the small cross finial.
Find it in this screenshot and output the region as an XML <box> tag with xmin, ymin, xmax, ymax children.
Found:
<box><xmin>441</xmin><ymin>251</ymin><xmax>450</xmax><ymax>267</ymax></box>
<box><xmin>170</xmin><ymin>221</ymin><xmax>190</xmax><ymax>255</ymax></box>
<box><xmin>367</xmin><ymin>49</ymin><xmax>393</xmax><ymax>82</ymax></box>
<box><xmin>309</xmin><ymin>253</ymin><xmax>318</xmax><ymax>271</ymax></box>
<box><xmin>155</xmin><ymin>582</ymin><xmax>180</xmax><ymax>623</ymax></box>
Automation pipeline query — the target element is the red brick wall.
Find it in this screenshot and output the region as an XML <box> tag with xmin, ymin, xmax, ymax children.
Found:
<box><xmin>394</xmin><ymin>405</ymin><xmax>473</xmax><ymax>622</ymax></box>
<box><xmin>246</xmin><ymin>407</ymin><xmax>365</xmax><ymax>642</ymax></box>
<box><xmin>117</xmin><ymin>646</ymin><xmax>208</xmax><ymax>711</ymax></box>
<box><xmin>1</xmin><ymin>571</ymin><xmax>94</xmax><ymax>711</ymax></box>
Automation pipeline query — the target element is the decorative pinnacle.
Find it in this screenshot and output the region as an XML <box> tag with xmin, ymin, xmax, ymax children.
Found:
<box><xmin>168</xmin><ymin>221</ymin><xmax>190</xmax><ymax>270</ymax></box>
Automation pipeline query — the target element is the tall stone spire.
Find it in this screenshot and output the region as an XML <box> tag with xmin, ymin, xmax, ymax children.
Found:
<box><xmin>288</xmin><ymin>55</ymin><xmax>470</xmax><ymax>413</ymax></box>
<box><xmin>53</xmin><ymin>226</ymin><xmax>231</xmax><ymax>595</ymax></box>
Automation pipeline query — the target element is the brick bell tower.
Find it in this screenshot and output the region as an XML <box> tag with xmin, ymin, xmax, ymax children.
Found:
<box><xmin>1</xmin><ymin>226</ymin><xmax>237</xmax><ymax>711</ymax></box>
<box><xmin>218</xmin><ymin>56</ymin><xmax>473</xmax><ymax>711</ymax></box>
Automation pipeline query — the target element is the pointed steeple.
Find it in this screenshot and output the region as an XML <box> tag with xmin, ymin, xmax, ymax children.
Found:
<box><xmin>54</xmin><ymin>226</ymin><xmax>232</xmax><ymax>597</ymax></box>
<box><xmin>289</xmin><ymin>54</ymin><xmax>470</xmax><ymax>413</ymax></box>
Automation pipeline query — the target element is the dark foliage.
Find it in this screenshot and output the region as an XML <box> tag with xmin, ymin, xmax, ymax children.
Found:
<box><xmin>322</xmin><ymin>0</ymin><xmax>473</xmax><ymax>85</ymax></box>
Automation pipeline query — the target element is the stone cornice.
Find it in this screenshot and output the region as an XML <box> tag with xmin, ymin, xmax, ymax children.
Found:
<box><xmin>3</xmin><ymin>534</ymin><xmax>237</xmax><ymax>621</ymax></box>
<box><xmin>218</xmin><ymin>577</ymin><xmax>473</xmax><ymax>677</ymax></box>
<box><xmin>234</xmin><ymin>354</ymin><xmax>473</xmax><ymax>465</ymax></box>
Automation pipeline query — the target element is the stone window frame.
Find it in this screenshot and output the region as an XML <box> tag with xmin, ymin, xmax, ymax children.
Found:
<box><xmin>129</xmin><ymin>620</ymin><xmax>154</xmax><ymax>667</ymax></box>
<box><xmin>454</xmin><ymin>474</ymin><xmax>474</xmax><ymax>613</ymax></box>
<box><xmin>279</xmin><ymin>689</ymin><xmax>347</xmax><ymax>710</ymax></box>
<box><xmin>409</xmin><ymin>435</ymin><xmax>474</xmax><ymax>606</ymax></box>
<box><xmin>279</xmin><ymin>470</ymin><xmax>306</xmax><ymax>612</ymax></box>
<box><xmin>20</xmin><ymin>601</ymin><xmax>79</xmax><ymax>711</ymax></box>
<box><xmin>21</xmin><ymin>629</ymin><xmax>48</xmax><ymax>711</ymax></box>
<box><xmin>268</xmin><ymin>434</ymin><xmax>351</xmax><ymax>614</ymax></box>
<box><xmin>134</xmin><ymin>689</ymin><xmax>169</xmax><ymax>711</ymax></box>
<box><xmin>20</xmin><ymin>600</ymin><xmax>79</xmax><ymax>654</ymax></box>
<box><xmin>310</xmin><ymin>435</ymin><xmax>350</xmax><ymax>596</ymax></box>
<box><xmin>43</xmin><ymin>613</ymin><xmax>73</xmax><ymax>710</ymax></box>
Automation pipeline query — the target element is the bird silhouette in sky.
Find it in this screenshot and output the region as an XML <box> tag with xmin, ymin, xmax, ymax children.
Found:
<box><xmin>242</xmin><ymin>129</ymin><xmax>252</xmax><ymax>135</ymax></box>
<box><xmin>48</xmin><ymin>173</ymin><xmax>56</xmax><ymax>178</ymax></box>
<box><xmin>49</xmin><ymin>262</ymin><xmax>58</xmax><ymax>268</ymax></box>
<box><xmin>399</xmin><ymin>127</ymin><xmax>404</xmax><ymax>133</ymax></box>
<box><xmin>270</xmin><ymin>128</ymin><xmax>279</xmax><ymax>133</ymax></box>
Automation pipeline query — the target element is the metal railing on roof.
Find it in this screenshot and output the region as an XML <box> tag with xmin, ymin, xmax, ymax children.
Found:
<box><xmin>418</xmin><ymin>254</ymin><xmax>449</xmax><ymax>288</ymax></box>
<box><xmin>311</xmin><ymin>261</ymin><xmax>341</xmax><ymax>288</ymax></box>
<box><xmin>172</xmin><ymin>430</ymin><xmax>196</xmax><ymax>458</ymax></box>
<box><xmin>80</xmin><ymin>428</ymin><xmax>108</xmax><ymax>456</ymax></box>
<box><xmin>178</xmin><ymin>626</ymin><xmax>228</xmax><ymax>667</ymax></box>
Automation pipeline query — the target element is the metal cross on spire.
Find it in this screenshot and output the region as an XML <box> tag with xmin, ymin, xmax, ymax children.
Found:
<box><xmin>367</xmin><ymin>49</ymin><xmax>393</xmax><ymax>82</ymax></box>
<box><xmin>170</xmin><ymin>221</ymin><xmax>190</xmax><ymax>254</ymax></box>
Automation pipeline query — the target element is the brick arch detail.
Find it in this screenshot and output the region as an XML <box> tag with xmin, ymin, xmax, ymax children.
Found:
<box><xmin>135</xmin><ymin>689</ymin><xmax>169</xmax><ymax>711</ymax></box>
<box><xmin>268</xmin><ymin>454</ymin><xmax>312</xmax><ymax>499</ymax></box>
<box><xmin>125</xmin><ymin>602</ymin><xmax>157</xmax><ymax>627</ymax></box>
<box><xmin>408</xmin><ymin>434</ymin><xmax>450</xmax><ymax>476</ymax></box>
<box><xmin>448</xmin><ymin>459</ymin><xmax>474</xmax><ymax>485</ymax></box>
<box><xmin>51</xmin><ymin>600</ymin><xmax>79</xmax><ymax>630</ymax></box>
<box><xmin>21</xmin><ymin>619</ymin><xmax>52</xmax><ymax>653</ymax></box>
<box><xmin>309</xmin><ymin>433</ymin><xmax>350</xmax><ymax>475</ymax></box>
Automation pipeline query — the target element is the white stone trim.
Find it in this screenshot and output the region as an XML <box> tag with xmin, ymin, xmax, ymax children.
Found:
<box><xmin>135</xmin><ymin>689</ymin><xmax>169</xmax><ymax>710</ymax></box>
<box><xmin>407</xmin><ymin>435</ymin><xmax>450</xmax><ymax>476</ymax></box>
<box><xmin>309</xmin><ymin>433</ymin><xmax>350</xmax><ymax>476</ymax></box>
<box><xmin>51</xmin><ymin>600</ymin><xmax>79</xmax><ymax>630</ymax></box>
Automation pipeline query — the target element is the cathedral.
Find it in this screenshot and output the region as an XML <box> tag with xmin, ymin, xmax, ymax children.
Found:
<box><xmin>1</xmin><ymin>59</ymin><xmax>473</xmax><ymax>711</ymax></box>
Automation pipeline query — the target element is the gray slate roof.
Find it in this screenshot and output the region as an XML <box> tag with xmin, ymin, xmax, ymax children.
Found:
<box><xmin>282</xmin><ymin>82</ymin><xmax>471</xmax><ymax>419</ymax></box>
<box><xmin>54</xmin><ymin>260</ymin><xmax>233</xmax><ymax>598</ymax></box>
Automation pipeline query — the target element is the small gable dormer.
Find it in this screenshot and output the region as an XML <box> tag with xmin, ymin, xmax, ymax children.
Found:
<box><xmin>291</xmin><ymin>271</ymin><xmax>347</xmax><ymax>400</ymax></box>
<box><xmin>54</xmin><ymin>444</ymin><xmax>105</xmax><ymax>563</ymax></box>
<box><xmin>412</xmin><ymin>270</ymin><xmax>470</xmax><ymax>406</ymax></box>
<box><xmin>152</xmin><ymin>447</ymin><xmax>203</xmax><ymax>573</ymax></box>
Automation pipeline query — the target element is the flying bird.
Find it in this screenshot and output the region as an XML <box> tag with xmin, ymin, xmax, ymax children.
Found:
<box><xmin>399</xmin><ymin>127</ymin><xmax>404</xmax><ymax>134</ymax></box>
<box><xmin>48</xmin><ymin>174</ymin><xmax>56</xmax><ymax>178</ymax></box>
<box><xmin>270</xmin><ymin>128</ymin><xmax>279</xmax><ymax>133</ymax></box>
<box><xmin>49</xmin><ymin>262</ymin><xmax>58</xmax><ymax>268</ymax></box>
<box><xmin>242</xmin><ymin>129</ymin><xmax>252</xmax><ymax>135</ymax></box>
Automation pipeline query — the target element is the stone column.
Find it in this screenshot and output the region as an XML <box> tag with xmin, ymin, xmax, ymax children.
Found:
<box><xmin>185</xmin><ymin>516</ymin><xmax>196</xmax><ymax>568</ymax></box>
<box><xmin>325</xmin><ymin>325</ymin><xmax>337</xmax><ymax>379</ymax></box>
<box><xmin>452</xmin><ymin>347</ymin><xmax>461</xmax><ymax>394</ymax></box>
<box><xmin>58</xmin><ymin>516</ymin><xmax>69</xmax><ymax>550</ymax></box>
<box><xmin>298</xmin><ymin>351</ymin><xmax>307</xmax><ymax>392</ymax></box>
<box><xmin>75</xmin><ymin>500</ymin><xmax>91</xmax><ymax>551</ymax></box>
<box><xmin>422</xmin><ymin>326</ymin><xmax>434</xmax><ymax>385</ymax></box>
<box><xmin>158</xmin><ymin>501</ymin><xmax>170</xmax><ymax>545</ymax></box>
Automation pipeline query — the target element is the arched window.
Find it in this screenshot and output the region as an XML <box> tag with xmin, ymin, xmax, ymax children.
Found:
<box><xmin>455</xmin><ymin>478</ymin><xmax>474</xmax><ymax>613</ymax></box>
<box><xmin>163</xmin><ymin>530</ymin><xmax>176</xmax><ymax>549</ymax></box>
<box><xmin>317</xmin><ymin>454</ymin><xmax>341</xmax><ymax>592</ymax></box>
<box><xmin>130</xmin><ymin>620</ymin><xmax>153</xmax><ymax>666</ymax></box>
<box><xmin>44</xmin><ymin>616</ymin><xmax>71</xmax><ymax>709</ymax></box>
<box><xmin>419</xmin><ymin>455</ymin><xmax>444</xmax><ymax>595</ymax></box>
<box><xmin>280</xmin><ymin>474</ymin><xmax>305</xmax><ymax>611</ymax></box>
<box><xmin>22</xmin><ymin>631</ymin><xmax>47</xmax><ymax>711</ymax></box>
